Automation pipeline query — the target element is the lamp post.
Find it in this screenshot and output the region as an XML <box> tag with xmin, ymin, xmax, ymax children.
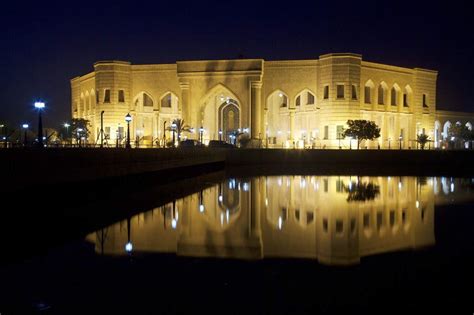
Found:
<box><xmin>399</xmin><ymin>135</ymin><xmax>403</xmax><ymax>150</ymax></box>
<box><xmin>171</xmin><ymin>122</ymin><xmax>177</xmax><ymax>147</ymax></box>
<box><xmin>388</xmin><ymin>137</ymin><xmax>391</xmax><ymax>149</ymax></box>
<box><xmin>100</xmin><ymin>110</ymin><xmax>105</xmax><ymax>148</ymax></box>
<box><xmin>125</xmin><ymin>217</ymin><xmax>133</xmax><ymax>254</ymax></box>
<box><xmin>125</xmin><ymin>113</ymin><xmax>132</xmax><ymax>149</ymax></box>
<box><xmin>64</xmin><ymin>123</ymin><xmax>70</xmax><ymax>147</ymax></box>
<box><xmin>163</xmin><ymin>121</ymin><xmax>167</xmax><ymax>148</ymax></box>
<box><xmin>77</xmin><ymin>128</ymin><xmax>83</xmax><ymax>147</ymax></box>
<box><xmin>34</xmin><ymin>101</ymin><xmax>45</xmax><ymax>148</ymax></box>
<box><xmin>1</xmin><ymin>124</ymin><xmax>5</xmax><ymax>148</ymax></box>
<box><xmin>219</xmin><ymin>130</ymin><xmax>222</xmax><ymax>141</ymax></box>
<box><xmin>22</xmin><ymin>124</ymin><xmax>29</xmax><ymax>147</ymax></box>
<box><xmin>199</xmin><ymin>126</ymin><xmax>204</xmax><ymax>144</ymax></box>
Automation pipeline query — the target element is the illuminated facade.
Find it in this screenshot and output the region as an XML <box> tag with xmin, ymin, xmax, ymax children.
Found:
<box><xmin>71</xmin><ymin>54</ymin><xmax>473</xmax><ymax>148</ymax></box>
<box><xmin>86</xmin><ymin>176</ymin><xmax>443</xmax><ymax>265</ymax></box>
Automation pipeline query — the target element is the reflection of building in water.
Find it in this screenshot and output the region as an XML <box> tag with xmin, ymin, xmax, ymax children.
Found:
<box><xmin>86</xmin><ymin>176</ymin><xmax>436</xmax><ymax>265</ymax></box>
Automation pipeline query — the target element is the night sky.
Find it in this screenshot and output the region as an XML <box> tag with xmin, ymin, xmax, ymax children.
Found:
<box><xmin>1</xmin><ymin>0</ymin><xmax>473</xmax><ymax>129</ymax></box>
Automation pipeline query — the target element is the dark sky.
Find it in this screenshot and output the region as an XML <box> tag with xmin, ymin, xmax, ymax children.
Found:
<box><xmin>1</xmin><ymin>0</ymin><xmax>473</xmax><ymax>128</ymax></box>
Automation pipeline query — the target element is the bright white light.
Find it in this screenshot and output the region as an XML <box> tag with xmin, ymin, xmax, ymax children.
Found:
<box><xmin>398</xmin><ymin>182</ymin><xmax>402</xmax><ymax>190</ymax></box>
<box><xmin>22</xmin><ymin>124</ymin><xmax>29</xmax><ymax>129</ymax></box>
<box><xmin>218</xmin><ymin>195</ymin><xmax>223</xmax><ymax>202</ymax></box>
<box><xmin>348</xmin><ymin>182</ymin><xmax>352</xmax><ymax>190</ymax></box>
<box><xmin>265</xmin><ymin>198</ymin><xmax>268</xmax><ymax>207</ymax></box>
<box><xmin>450</xmin><ymin>182</ymin><xmax>454</xmax><ymax>192</ymax></box>
<box><xmin>243</xmin><ymin>183</ymin><xmax>249</xmax><ymax>191</ymax></box>
<box><xmin>278</xmin><ymin>216</ymin><xmax>282</xmax><ymax>230</ymax></box>
<box><xmin>125</xmin><ymin>114</ymin><xmax>132</xmax><ymax>122</ymax></box>
<box><xmin>34</xmin><ymin>101</ymin><xmax>45</xmax><ymax>109</ymax></box>
<box><xmin>416</xmin><ymin>200</ymin><xmax>419</xmax><ymax>208</ymax></box>
<box><xmin>220</xmin><ymin>213</ymin><xmax>224</xmax><ymax>225</ymax></box>
<box><xmin>278</xmin><ymin>178</ymin><xmax>282</xmax><ymax>186</ymax></box>
<box><xmin>199</xmin><ymin>204</ymin><xmax>205</xmax><ymax>212</ymax></box>
<box><xmin>300</xmin><ymin>178</ymin><xmax>306</xmax><ymax>188</ymax></box>
<box><xmin>64</xmin><ymin>123</ymin><xmax>70</xmax><ymax>128</ymax></box>
<box><xmin>171</xmin><ymin>219</ymin><xmax>177</xmax><ymax>229</ymax></box>
<box><xmin>226</xmin><ymin>210</ymin><xmax>229</xmax><ymax>222</ymax></box>
<box><xmin>125</xmin><ymin>242</ymin><xmax>133</xmax><ymax>253</ymax></box>
<box><xmin>278</xmin><ymin>93</ymin><xmax>283</xmax><ymax>97</ymax></box>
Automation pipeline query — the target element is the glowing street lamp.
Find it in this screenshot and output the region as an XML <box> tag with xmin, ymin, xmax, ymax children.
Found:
<box><xmin>64</xmin><ymin>123</ymin><xmax>70</xmax><ymax>146</ymax></box>
<box><xmin>22</xmin><ymin>123</ymin><xmax>29</xmax><ymax>146</ymax></box>
<box><xmin>125</xmin><ymin>113</ymin><xmax>132</xmax><ymax>149</ymax></box>
<box><xmin>399</xmin><ymin>135</ymin><xmax>403</xmax><ymax>150</ymax></box>
<box><xmin>34</xmin><ymin>101</ymin><xmax>45</xmax><ymax>148</ymax></box>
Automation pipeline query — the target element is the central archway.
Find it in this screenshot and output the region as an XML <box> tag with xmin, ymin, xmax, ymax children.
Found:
<box><xmin>219</xmin><ymin>100</ymin><xmax>240</xmax><ymax>142</ymax></box>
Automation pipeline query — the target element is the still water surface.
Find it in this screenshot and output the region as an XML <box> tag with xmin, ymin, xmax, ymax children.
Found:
<box><xmin>88</xmin><ymin>176</ymin><xmax>474</xmax><ymax>265</ymax></box>
<box><xmin>2</xmin><ymin>175</ymin><xmax>474</xmax><ymax>314</ymax></box>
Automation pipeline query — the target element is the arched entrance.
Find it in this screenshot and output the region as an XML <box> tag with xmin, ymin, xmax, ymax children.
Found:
<box><xmin>218</xmin><ymin>100</ymin><xmax>240</xmax><ymax>142</ymax></box>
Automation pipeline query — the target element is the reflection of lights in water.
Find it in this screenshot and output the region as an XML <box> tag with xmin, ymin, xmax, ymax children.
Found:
<box><xmin>226</xmin><ymin>210</ymin><xmax>229</xmax><ymax>222</ymax></box>
<box><xmin>171</xmin><ymin>219</ymin><xmax>177</xmax><ymax>229</ymax></box>
<box><xmin>278</xmin><ymin>178</ymin><xmax>282</xmax><ymax>186</ymax></box>
<box><xmin>451</xmin><ymin>182</ymin><xmax>454</xmax><ymax>193</ymax></box>
<box><xmin>398</xmin><ymin>182</ymin><xmax>402</xmax><ymax>190</ymax></box>
<box><xmin>218</xmin><ymin>195</ymin><xmax>223</xmax><ymax>202</ymax></box>
<box><xmin>265</xmin><ymin>198</ymin><xmax>268</xmax><ymax>207</ymax></box>
<box><xmin>278</xmin><ymin>216</ymin><xmax>283</xmax><ymax>230</ymax></box>
<box><xmin>238</xmin><ymin>183</ymin><xmax>241</xmax><ymax>191</ymax></box>
<box><xmin>300</xmin><ymin>178</ymin><xmax>306</xmax><ymax>188</ymax></box>
<box><xmin>220</xmin><ymin>213</ymin><xmax>224</xmax><ymax>226</ymax></box>
<box><xmin>125</xmin><ymin>242</ymin><xmax>133</xmax><ymax>253</ymax></box>
<box><xmin>243</xmin><ymin>183</ymin><xmax>249</xmax><ymax>191</ymax></box>
<box><xmin>287</xmin><ymin>178</ymin><xmax>290</xmax><ymax>187</ymax></box>
<box><xmin>388</xmin><ymin>176</ymin><xmax>391</xmax><ymax>181</ymax></box>
<box><xmin>416</xmin><ymin>200</ymin><xmax>419</xmax><ymax>208</ymax></box>
<box><xmin>348</xmin><ymin>182</ymin><xmax>352</xmax><ymax>190</ymax></box>
<box><xmin>315</xmin><ymin>183</ymin><xmax>319</xmax><ymax>190</ymax></box>
<box><xmin>199</xmin><ymin>204</ymin><xmax>205</xmax><ymax>213</ymax></box>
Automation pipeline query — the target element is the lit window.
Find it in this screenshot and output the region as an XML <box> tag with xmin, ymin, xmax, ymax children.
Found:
<box><xmin>336</xmin><ymin>85</ymin><xmax>344</xmax><ymax>99</ymax></box>
<box><xmin>104</xmin><ymin>89</ymin><xmax>111</xmax><ymax>103</ymax></box>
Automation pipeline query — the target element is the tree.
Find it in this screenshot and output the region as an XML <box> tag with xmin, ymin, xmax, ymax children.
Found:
<box><xmin>448</xmin><ymin>124</ymin><xmax>472</xmax><ymax>149</ymax></box>
<box><xmin>70</xmin><ymin>118</ymin><xmax>91</xmax><ymax>146</ymax></box>
<box><xmin>416</xmin><ymin>134</ymin><xmax>430</xmax><ymax>150</ymax></box>
<box><xmin>343</xmin><ymin>120</ymin><xmax>381</xmax><ymax>149</ymax></box>
<box><xmin>344</xmin><ymin>181</ymin><xmax>380</xmax><ymax>202</ymax></box>
<box><xmin>167</xmin><ymin>118</ymin><xmax>192</xmax><ymax>144</ymax></box>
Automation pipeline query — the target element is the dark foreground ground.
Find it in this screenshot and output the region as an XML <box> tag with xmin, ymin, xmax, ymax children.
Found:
<box><xmin>0</xmin><ymin>202</ymin><xmax>473</xmax><ymax>314</ymax></box>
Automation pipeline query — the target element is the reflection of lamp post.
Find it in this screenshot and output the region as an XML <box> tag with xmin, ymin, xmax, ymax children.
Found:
<box><xmin>22</xmin><ymin>124</ymin><xmax>29</xmax><ymax>147</ymax></box>
<box><xmin>100</xmin><ymin>110</ymin><xmax>105</xmax><ymax>148</ymax></box>
<box><xmin>125</xmin><ymin>113</ymin><xmax>132</xmax><ymax>149</ymax></box>
<box><xmin>218</xmin><ymin>130</ymin><xmax>222</xmax><ymax>141</ymax></box>
<box><xmin>125</xmin><ymin>217</ymin><xmax>133</xmax><ymax>254</ymax></box>
<box><xmin>34</xmin><ymin>101</ymin><xmax>45</xmax><ymax>148</ymax></box>
<box><xmin>399</xmin><ymin>135</ymin><xmax>402</xmax><ymax>150</ymax></box>
<box><xmin>199</xmin><ymin>190</ymin><xmax>205</xmax><ymax>213</ymax></box>
<box><xmin>163</xmin><ymin>121</ymin><xmax>167</xmax><ymax>147</ymax></box>
<box><xmin>199</xmin><ymin>126</ymin><xmax>204</xmax><ymax>144</ymax></box>
<box><xmin>171</xmin><ymin>122</ymin><xmax>177</xmax><ymax>147</ymax></box>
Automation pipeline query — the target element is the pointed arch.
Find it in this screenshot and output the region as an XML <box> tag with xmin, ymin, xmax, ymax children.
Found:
<box><xmin>434</xmin><ymin>120</ymin><xmax>441</xmax><ymax>147</ymax></box>
<box><xmin>159</xmin><ymin>91</ymin><xmax>179</xmax><ymax>111</ymax></box>
<box><xmin>200</xmin><ymin>83</ymin><xmax>242</xmax><ymax>108</ymax></box>
<box><xmin>267</xmin><ymin>89</ymin><xmax>289</xmax><ymax>109</ymax></box>
<box><xmin>391</xmin><ymin>84</ymin><xmax>401</xmax><ymax>106</ymax></box>
<box><xmin>133</xmin><ymin>91</ymin><xmax>155</xmax><ymax>109</ymax></box>
<box><xmin>294</xmin><ymin>88</ymin><xmax>316</xmax><ymax>107</ymax></box>
<box><xmin>403</xmin><ymin>85</ymin><xmax>413</xmax><ymax>107</ymax></box>
<box><xmin>443</xmin><ymin>121</ymin><xmax>452</xmax><ymax>139</ymax></box>
<box><xmin>378</xmin><ymin>82</ymin><xmax>388</xmax><ymax>105</ymax></box>
<box><xmin>364</xmin><ymin>80</ymin><xmax>375</xmax><ymax>104</ymax></box>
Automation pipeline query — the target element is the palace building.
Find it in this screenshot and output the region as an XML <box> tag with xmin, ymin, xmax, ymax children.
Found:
<box><xmin>71</xmin><ymin>53</ymin><xmax>473</xmax><ymax>148</ymax></box>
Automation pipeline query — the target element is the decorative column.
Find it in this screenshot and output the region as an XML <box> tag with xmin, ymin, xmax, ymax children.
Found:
<box><xmin>180</xmin><ymin>82</ymin><xmax>190</xmax><ymax>123</ymax></box>
<box><xmin>250</xmin><ymin>81</ymin><xmax>263</xmax><ymax>139</ymax></box>
<box><xmin>289</xmin><ymin>110</ymin><xmax>295</xmax><ymax>142</ymax></box>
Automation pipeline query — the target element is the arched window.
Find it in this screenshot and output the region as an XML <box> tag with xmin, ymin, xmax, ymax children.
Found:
<box><xmin>443</xmin><ymin>121</ymin><xmax>452</xmax><ymax>139</ymax></box>
<box><xmin>268</xmin><ymin>90</ymin><xmax>289</xmax><ymax>108</ymax></box>
<box><xmin>143</xmin><ymin>93</ymin><xmax>153</xmax><ymax>107</ymax></box>
<box><xmin>295</xmin><ymin>90</ymin><xmax>316</xmax><ymax>107</ymax></box>
<box><xmin>160</xmin><ymin>92</ymin><xmax>178</xmax><ymax>110</ymax></box>
<box><xmin>403</xmin><ymin>85</ymin><xmax>412</xmax><ymax>107</ymax></box>
<box><xmin>364</xmin><ymin>80</ymin><xmax>374</xmax><ymax>104</ymax></box>
<box><xmin>378</xmin><ymin>84</ymin><xmax>386</xmax><ymax>105</ymax></box>
<box><xmin>391</xmin><ymin>86</ymin><xmax>398</xmax><ymax>106</ymax></box>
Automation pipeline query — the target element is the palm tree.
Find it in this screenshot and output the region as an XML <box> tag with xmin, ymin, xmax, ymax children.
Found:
<box><xmin>416</xmin><ymin>134</ymin><xmax>430</xmax><ymax>150</ymax></box>
<box><xmin>166</xmin><ymin>119</ymin><xmax>192</xmax><ymax>145</ymax></box>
